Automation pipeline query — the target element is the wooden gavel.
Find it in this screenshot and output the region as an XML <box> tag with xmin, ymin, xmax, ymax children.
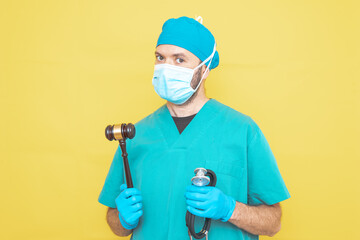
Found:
<box><xmin>105</xmin><ymin>123</ymin><xmax>135</xmax><ymax>188</ymax></box>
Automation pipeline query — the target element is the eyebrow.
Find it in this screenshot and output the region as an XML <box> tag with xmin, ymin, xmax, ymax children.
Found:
<box><xmin>155</xmin><ymin>51</ymin><xmax>188</xmax><ymax>59</ymax></box>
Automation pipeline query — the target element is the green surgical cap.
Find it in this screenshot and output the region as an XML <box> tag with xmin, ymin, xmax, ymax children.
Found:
<box><xmin>156</xmin><ymin>16</ymin><xmax>219</xmax><ymax>70</ymax></box>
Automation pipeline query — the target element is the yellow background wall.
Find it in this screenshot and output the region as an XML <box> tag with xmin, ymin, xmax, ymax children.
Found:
<box><xmin>1</xmin><ymin>0</ymin><xmax>359</xmax><ymax>239</ymax></box>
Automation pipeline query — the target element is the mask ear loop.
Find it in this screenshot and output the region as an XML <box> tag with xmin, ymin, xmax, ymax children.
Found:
<box><xmin>192</xmin><ymin>44</ymin><xmax>216</xmax><ymax>92</ymax></box>
<box><xmin>194</xmin><ymin>44</ymin><xmax>216</xmax><ymax>71</ymax></box>
<box><xmin>195</xmin><ymin>16</ymin><xmax>203</xmax><ymax>24</ymax></box>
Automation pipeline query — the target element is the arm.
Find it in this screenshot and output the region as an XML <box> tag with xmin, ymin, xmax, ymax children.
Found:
<box><xmin>185</xmin><ymin>184</ymin><xmax>285</xmax><ymax>237</ymax></box>
<box><xmin>229</xmin><ymin>202</ymin><xmax>282</xmax><ymax>237</ymax></box>
<box><xmin>106</xmin><ymin>184</ymin><xmax>143</xmax><ymax>236</ymax></box>
<box><xmin>185</xmin><ymin>186</ymin><xmax>283</xmax><ymax>237</ymax></box>
<box><xmin>106</xmin><ymin>207</ymin><xmax>133</xmax><ymax>237</ymax></box>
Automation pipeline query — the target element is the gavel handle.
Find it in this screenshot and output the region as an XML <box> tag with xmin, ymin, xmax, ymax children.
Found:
<box><xmin>118</xmin><ymin>139</ymin><xmax>133</xmax><ymax>188</ymax></box>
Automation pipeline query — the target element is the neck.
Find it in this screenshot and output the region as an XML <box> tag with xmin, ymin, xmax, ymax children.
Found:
<box><xmin>166</xmin><ymin>85</ymin><xmax>209</xmax><ymax>117</ymax></box>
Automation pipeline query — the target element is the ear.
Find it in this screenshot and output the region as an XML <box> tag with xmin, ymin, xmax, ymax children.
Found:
<box><xmin>202</xmin><ymin>65</ymin><xmax>210</xmax><ymax>80</ymax></box>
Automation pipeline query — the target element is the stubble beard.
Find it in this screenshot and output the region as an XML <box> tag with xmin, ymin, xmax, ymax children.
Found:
<box><xmin>179</xmin><ymin>67</ymin><xmax>203</xmax><ymax>107</ymax></box>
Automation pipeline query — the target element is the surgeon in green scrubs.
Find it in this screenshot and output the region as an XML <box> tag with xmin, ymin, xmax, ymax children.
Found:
<box><xmin>98</xmin><ymin>16</ymin><xmax>290</xmax><ymax>240</ymax></box>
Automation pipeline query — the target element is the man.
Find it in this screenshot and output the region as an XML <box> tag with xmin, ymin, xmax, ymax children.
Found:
<box><xmin>98</xmin><ymin>16</ymin><xmax>290</xmax><ymax>240</ymax></box>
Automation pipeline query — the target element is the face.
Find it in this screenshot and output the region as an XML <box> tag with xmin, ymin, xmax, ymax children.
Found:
<box><xmin>155</xmin><ymin>44</ymin><xmax>201</xmax><ymax>69</ymax></box>
<box><xmin>155</xmin><ymin>44</ymin><xmax>208</xmax><ymax>89</ymax></box>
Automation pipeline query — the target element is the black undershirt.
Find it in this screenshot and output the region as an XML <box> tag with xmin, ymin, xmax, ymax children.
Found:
<box><xmin>172</xmin><ymin>114</ymin><xmax>197</xmax><ymax>134</ymax></box>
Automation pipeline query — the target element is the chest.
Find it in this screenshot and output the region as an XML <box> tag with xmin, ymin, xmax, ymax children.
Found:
<box><xmin>128</xmin><ymin>130</ymin><xmax>249</xmax><ymax>204</ymax></box>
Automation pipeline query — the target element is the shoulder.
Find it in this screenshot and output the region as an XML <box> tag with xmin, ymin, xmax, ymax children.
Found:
<box><xmin>212</xmin><ymin>99</ymin><xmax>261</xmax><ymax>142</ymax></box>
<box><xmin>130</xmin><ymin>104</ymin><xmax>167</xmax><ymax>139</ymax></box>
<box><xmin>126</xmin><ymin>104</ymin><xmax>166</xmax><ymax>150</ymax></box>
<box><xmin>135</xmin><ymin>104</ymin><xmax>166</xmax><ymax>127</ymax></box>
<box><xmin>213</xmin><ymin>100</ymin><xmax>258</xmax><ymax>127</ymax></box>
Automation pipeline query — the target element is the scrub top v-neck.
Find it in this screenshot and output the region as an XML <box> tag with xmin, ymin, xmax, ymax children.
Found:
<box><xmin>98</xmin><ymin>99</ymin><xmax>290</xmax><ymax>240</ymax></box>
<box><xmin>172</xmin><ymin>114</ymin><xmax>196</xmax><ymax>134</ymax></box>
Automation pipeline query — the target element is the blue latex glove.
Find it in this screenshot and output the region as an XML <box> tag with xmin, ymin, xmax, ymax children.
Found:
<box><xmin>185</xmin><ymin>185</ymin><xmax>236</xmax><ymax>222</ymax></box>
<box><xmin>115</xmin><ymin>184</ymin><xmax>143</xmax><ymax>230</ymax></box>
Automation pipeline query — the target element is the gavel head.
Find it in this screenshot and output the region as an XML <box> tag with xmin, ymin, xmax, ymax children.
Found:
<box><xmin>105</xmin><ymin>123</ymin><xmax>136</xmax><ymax>141</ymax></box>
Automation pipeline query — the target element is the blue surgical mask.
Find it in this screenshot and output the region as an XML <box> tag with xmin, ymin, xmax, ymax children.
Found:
<box><xmin>152</xmin><ymin>44</ymin><xmax>216</xmax><ymax>105</ymax></box>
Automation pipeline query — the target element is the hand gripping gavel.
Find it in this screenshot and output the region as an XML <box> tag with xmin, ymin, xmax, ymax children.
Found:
<box><xmin>105</xmin><ymin>123</ymin><xmax>136</xmax><ymax>188</ymax></box>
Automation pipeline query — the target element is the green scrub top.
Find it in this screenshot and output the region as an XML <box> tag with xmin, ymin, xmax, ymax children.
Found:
<box><xmin>98</xmin><ymin>99</ymin><xmax>290</xmax><ymax>240</ymax></box>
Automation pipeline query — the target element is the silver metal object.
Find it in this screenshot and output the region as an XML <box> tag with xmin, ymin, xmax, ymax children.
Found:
<box><xmin>191</xmin><ymin>168</ymin><xmax>210</xmax><ymax>186</ymax></box>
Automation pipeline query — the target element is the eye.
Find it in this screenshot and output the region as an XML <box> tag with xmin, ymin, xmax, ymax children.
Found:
<box><xmin>156</xmin><ymin>55</ymin><xmax>164</xmax><ymax>61</ymax></box>
<box><xmin>176</xmin><ymin>58</ymin><xmax>184</xmax><ymax>64</ymax></box>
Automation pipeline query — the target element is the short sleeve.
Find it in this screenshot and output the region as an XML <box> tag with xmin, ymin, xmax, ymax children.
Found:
<box><xmin>247</xmin><ymin>120</ymin><xmax>291</xmax><ymax>206</ymax></box>
<box><xmin>98</xmin><ymin>146</ymin><xmax>124</xmax><ymax>208</ymax></box>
